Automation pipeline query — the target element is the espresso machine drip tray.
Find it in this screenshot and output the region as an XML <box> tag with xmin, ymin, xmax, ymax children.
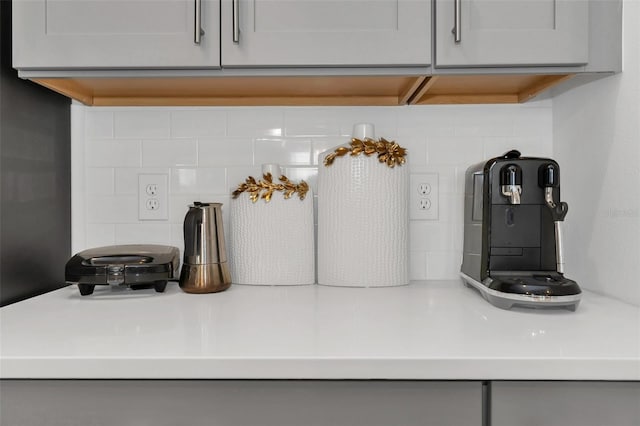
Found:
<box><xmin>65</xmin><ymin>245</ymin><xmax>180</xmax><ymax>296</ymax></box>
<box><xmin>461</xmin><ymin>272</ymin><xmax>581</xmax><ymax>311</ymax></box>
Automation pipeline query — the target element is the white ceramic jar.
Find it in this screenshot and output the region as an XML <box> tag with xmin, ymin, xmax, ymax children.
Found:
<box><xmin>317</xmin><ymin>124</ymin><xmax>409</xmax><ymax>287</ymax></box>
<box><xmin>229</xmin><ymin>165</ymin><xmax>315</xmax><ymax>286</ymax></box>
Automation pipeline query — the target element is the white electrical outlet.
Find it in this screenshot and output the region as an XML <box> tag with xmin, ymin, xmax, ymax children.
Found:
<box><xmin>138</xmin><ymin>174</ymin><xmax>168</xmax><ymax>220</ymax></box>
<box><xmin>410</xmin><ymin>173</ymin><xmax>438</xmax><ymax>220</ymax></box>
<box><xmin>417</xmin><ymin>183</ymin><xmax>431</xmax><ymax>196</ymax></box>
<box><xmin>146</xmin><ymin>184</ymin><xmax>158</xmax><ymax>196</ymax></box>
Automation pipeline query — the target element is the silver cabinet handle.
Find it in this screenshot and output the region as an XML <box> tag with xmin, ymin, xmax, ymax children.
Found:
<box><xmin>452</xmin><ymin>0</ymin><xmax>461</xmax><ymax>43</ymax></box>
<box><xmin>194</xmin><ymin>0</ymin><xmax>204</xmax><ymax>44</ymax></box>
<box><xmin>233</xmin><ymin>0</ymin><xmax>240</xmax><ymax>43</ymax></box>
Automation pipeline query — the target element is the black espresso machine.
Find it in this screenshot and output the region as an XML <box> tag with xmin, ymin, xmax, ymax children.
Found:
<box><xmin>460</xmin><ymin>150</ymin><xmax>581</xmax><ymax>311</ymax></box>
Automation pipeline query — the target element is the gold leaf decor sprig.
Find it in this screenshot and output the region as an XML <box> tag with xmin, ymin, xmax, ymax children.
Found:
<box><xmin>323</xmin><ymin>138</ymin><xmax>407</xmax><ymax>168</ymax></box>
<box><xmin>232</xmin><ymin>173</ymin><xmax>309</xmax><ymax>203</ymax></box>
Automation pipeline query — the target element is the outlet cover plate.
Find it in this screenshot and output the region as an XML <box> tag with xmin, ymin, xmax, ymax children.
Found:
<box><xmin>410</xmin><ymin>173</ymin><xmax>438</xmax><ymax>220</ymax></box>
<box><xmin>138</xmin><ymin>174</ymin><xmax>168</xmax><ymax>220</ymax></box>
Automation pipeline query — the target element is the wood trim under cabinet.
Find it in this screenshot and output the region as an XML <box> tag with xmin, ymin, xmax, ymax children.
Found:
<box><xmin>31</xmin><ymin>73</ymin><xmax>574</xmax><ymax>107</ymax></box>
<box><xmin>32</xmin><ymin>76</ymin><xmax>424</xmax><ymax>107</ymax></box>
<box><xmin>33</xmin><ymin>78</ymin><xmax>94</xmax><ymax>105</ymax></box>
<box><xmin>409</xmin><ymin>74</ymin><xmax>575</xmax><ymax>105</ymax></box>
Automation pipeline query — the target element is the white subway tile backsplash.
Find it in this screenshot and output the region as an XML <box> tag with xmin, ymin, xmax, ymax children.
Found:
<box><xmin>85</xmin><ymin>168</ymin><xmax>114</xmax><ymax>195</ymax></box>
<box><xmin>456</xmin><ymin>124</ymin><xmax>514</xmax><ymax>138</ymax></box>
<box><xmin>85</xmin><ymin>224</ymin><xmax>116</xmax><ymax>248</ymax></box>
<box><xmin>86</xmin><ymin>195</ymin><xmax>138</xmax><ymax>224</ymax></box>
<box><xmin>482</xmin><ymin>137</ymin><xmax>526</xmax><ymax>159</ymax></box>
<box><xmin>114</xmin><ymin>169</ymin><xmax>139</xmax><ymax>195</ymax></box>
<box><xmin>76</xmin><ymin>103</ymin><xmax>553</xmax><ymax>281</ymax></box>
<box><xmin>254</xmin><ymin>138</ymin><xmax>312</xmax><ymax>165</ymax></box>
<box><xmin>285</xmin><ymin>108</ymin><xmax>343</xmax><ymax>137</ymax></box>
<box><xmin>85</xmin><ymin>110</ymin><xmax>114</xmax><ymax>139</ymax></box>
<box><xmin>198</xmin><ymin>138</ymin><xmax>253</xmax><ymax>166</ymax></box>
<box><xmin>399</xmin><ymin>136</ymin><xmax>428</xmax><ymax>166</ymax></box>
<box><xmin>409</xmin><ymin>222</ymin><xmax>454</xmax><ymax>252</ymax></box>
<box><xmin>514</xmin><ymin>106</ymin><xmax>552</xmax><ymax>136</ymax></box>
<box><xmin>171</xmin><ymin>109</ymin><xmax>226</xmax><ymax>138</ymax></box>
<box><xmin>86</xmin><ymin>140</ymin><xmax>142</xmax><ymax>168</ymax></box>
<box><xmin>170</xmin><ymin>168</ymin><xmax>226</xmax><ymax>194</ymax></box>
<box><xmin>114</xmin><ymin>110</ymin><xmax>170</xmax><ymax>139</ymax></box>
<box><xmin>397</xmin><ymin>106</ymin><xmax>456</xmax><ymax>138</ymax></box>
<box><xmin>335</xmin><ymin>107</ymin><xmax>398</xmax><ymax>138</ymax></box>
<box><xmin>453</xmin><ymin>105</ymin><xmax>515</xmax><ymax>137</ymax></box>
<box><xmin>197</xmin><ymin>168</ymin><xmax>227</xmax><ymax>194</ymax></box>
<box><xmin>426</xmin><ymin>251</ymin><xmax>462</xmax><ymax>280</ymax></box>
<box><xmin>170</xmin><ymin>168</ymin><xmax>197</xmax><ymax>194</ymax></box>
<box><xmin>427</xmin><ymin>136</ymin><xmax>484</xmax><ymax>166</ymax></box>
<box><xmin>285</xmin><ymin>107</ymin><xmax>398</xmax><ymax>138</ymax></box>
<box><xmin>409</xmin><ymin>251</ymin><xmax>428</xmax><ymax>280</ymax></box>
<box><xmin>227</xmin><ymin>108</ymin><xmax>284</xmax><ymax>137</ymax></box>
<box><xmin>142</xmin><ymin>139</ymin><xmax>197</xmax><ymax>167</ymax></box>
<box><xmin>115</xmin><ymin>224</ymin><xmax>172</xmax><ymax>245</ymax></box>
<box><xmin>437</xmin><ymin>194</ymin><xmax>464</xmax><ymax>225</ymax></box>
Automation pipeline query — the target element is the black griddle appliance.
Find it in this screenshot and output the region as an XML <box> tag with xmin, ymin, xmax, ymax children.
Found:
<box><xmin>65</xmin><ymin>245</ymin><xmax>180</xmax><ymax>295</ymax></box>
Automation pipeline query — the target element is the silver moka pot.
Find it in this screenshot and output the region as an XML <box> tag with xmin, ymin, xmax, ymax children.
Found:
<box><xmin>180</xmin><ymin>202</ymin><xmax>231</xmax><ymax>293</ymax></box>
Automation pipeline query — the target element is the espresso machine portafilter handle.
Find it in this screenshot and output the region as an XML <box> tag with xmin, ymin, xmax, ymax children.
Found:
<box><xmin>500</xmin><ymin>164</ymin><xmax>523</xmax><ymax>205</ymax></box>
<box><xmin>540</xmin><ymin>164</ymin><xmax>569</xmax><ymax>274</ymax></box>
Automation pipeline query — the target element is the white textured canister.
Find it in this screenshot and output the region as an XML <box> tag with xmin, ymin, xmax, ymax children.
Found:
<box><xmin>317</xmin><ymin>135</ymin><xmax>409</xmax><ymax>287</ymax></box>
<box><xmin>229</xmin><ymin>179</ymin><xmax>315</xmax><ymax>286</ymax></box>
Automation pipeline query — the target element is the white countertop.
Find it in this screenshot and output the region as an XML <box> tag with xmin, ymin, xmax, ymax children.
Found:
<box><xmin>1</xmin><ymin>281</ymin><xmax>639</xmax><ymax>380</ymax></box>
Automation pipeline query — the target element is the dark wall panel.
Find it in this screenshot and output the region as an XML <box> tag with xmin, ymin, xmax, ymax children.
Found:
<box><xmin>1</xmin><ymin>1</ymin><xmax>72</xmax><ymax>306</ymax></box>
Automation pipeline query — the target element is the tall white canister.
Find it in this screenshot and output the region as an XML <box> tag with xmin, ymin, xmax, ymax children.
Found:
<box><xmin>229</xmin><ymin>164</ymin><xmax>315</xmax><ymax>285</ymax></box>
<box><xmin>317</xmin><ymin>124</ymin><xmax>409</xmax><ymax>287</ymax></box>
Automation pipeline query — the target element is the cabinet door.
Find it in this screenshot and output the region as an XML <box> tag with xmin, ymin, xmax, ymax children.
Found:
<box><xmin>1</xmin><ymin>380</ymin><xmax>483</xmax><ymax>426</ymax></box>
<box><xmin>435</xmin><ymin>0</ymin><xmax>588</xmax><ymax>67</ymax></box>
<box><xmin>13</xmin><ymin>0</ymin><xmax>220</xmax><ymax>69</ymax></box>
<box><xmin>492</xmin><ymin>381</ymin><xmax>640</xmax><ymax>426</ymax></box>
<box><xmin>221</xmin><ymin>0</ymin><xmax>431</xmax><ymax>67</ymax></box>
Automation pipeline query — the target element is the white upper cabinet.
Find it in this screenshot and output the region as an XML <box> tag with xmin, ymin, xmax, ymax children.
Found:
<box><xmin>435</xmin><ymin>0</ymin><xmax>589</xmax><ymax>67</ymax></box>
<box><xmin>12</xmin><ymin>0</ymin><xmax>221</xmax><ymax>69</ymax></box>
<box><xmin>220</xmin><ymin>0</ymin><xmax>431</xmax><ymax>67</ymax></box>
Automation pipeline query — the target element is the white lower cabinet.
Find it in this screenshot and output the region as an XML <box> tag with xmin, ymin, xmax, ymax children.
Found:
<box><xmin>492</xmin><ymin>381</ymin><xmax>640</xmax><ymax>426</ymax></box>
<box><xmin>0</xmin><ymin>380</ymin><xmax>482</xmax><ymax>426</ymax></box>
<box><xmin>6</xmin><ymin>380</ymin><xmax>638</xmax><ymax>425</ymax></box>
